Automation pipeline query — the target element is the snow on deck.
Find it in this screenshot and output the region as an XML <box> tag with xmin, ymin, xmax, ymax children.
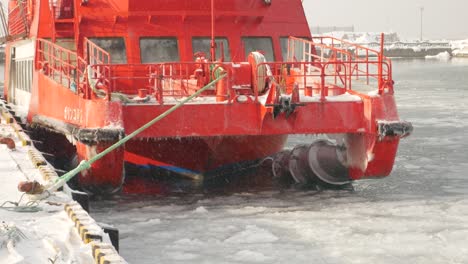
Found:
<box><xmin>0</xmin><ymin>120</ymin><xmax>94</xmax><ymax>263</ymax></box>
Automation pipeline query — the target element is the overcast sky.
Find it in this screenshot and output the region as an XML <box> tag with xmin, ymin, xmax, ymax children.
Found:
<box><xmin>303</xmin><ymin>0</ymin><xmax>468</xmax><ymax>40</ymax></box>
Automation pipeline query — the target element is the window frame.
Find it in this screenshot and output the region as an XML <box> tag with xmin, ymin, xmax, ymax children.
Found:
<box><xmin>191</xmin><ymin>36</ymin><xmax>231</xmax><ymax>61</ymax></box>
<box><xmin>139</xmin><ymin>37</ymin><xmax>181</xmax><ymax>63</ymax></box>
<box><xmin>241</xmin><ymin>36</ymin><xmax>276</xmax><ymax>62</ymax></box>
<box><xmin>279</xmin><ymin>36</ymin><xmax>311</xmax><ymax>62</ymax></box>
<box><xmin>88</xmin><ymin>37</ymin><xmax>128</xmax><ymax>64</ymax></box>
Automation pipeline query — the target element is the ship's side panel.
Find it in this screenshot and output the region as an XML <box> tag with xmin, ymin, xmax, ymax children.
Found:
<box><xmin>6</xmin><ymin>40</ymin><xmax>35</xmax><ymax>118</ymax></box>
<box><xmin>125</xmin><ymin>134</ymin><xmax>288</xmax><ymax>172</ymax></box>
<box><xmin>32</xmin><ymin>74</ymin><xmax>123</xmax><ymax>128</ymax></box>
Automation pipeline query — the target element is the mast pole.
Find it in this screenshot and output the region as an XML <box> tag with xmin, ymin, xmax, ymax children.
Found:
<box><xmin>210</xmin><ymin>0</ymin><xmax>216</xmax><ymax>61</ymax></box>
<box><xmin>420</xmin><ymin>6</ymin><xmax>424</xmax><ymax>41</ymax></box>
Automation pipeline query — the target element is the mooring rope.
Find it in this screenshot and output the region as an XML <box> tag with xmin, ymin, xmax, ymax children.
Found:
<box><xmin>0</xmin><ymin>193</ymin><xmax>42</xmax><ymax>212</ymax></box>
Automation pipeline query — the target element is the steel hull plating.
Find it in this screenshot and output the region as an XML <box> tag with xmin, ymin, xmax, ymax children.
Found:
<box><xmin>124</xmin><ymin>135</ymin><xmax>288</xmax><ymax>173</ymax></box>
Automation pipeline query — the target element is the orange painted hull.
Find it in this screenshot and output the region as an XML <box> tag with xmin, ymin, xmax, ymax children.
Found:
<box><xmin>125</xmin><ymin>135</ymin><xmax>288</xmax><ymax>173</ymax></box>
<box><xmin>1</xmin><ymin>0</ymin><xmax>411</xmax><ymax>192</ymax></box>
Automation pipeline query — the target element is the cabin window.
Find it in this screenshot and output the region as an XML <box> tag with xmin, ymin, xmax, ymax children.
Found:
<box><xmin>89</xmin><ymin>38</ymin><xmax>127</xmax><ymax>64</ymax></box>
<box><xmin>192</xmin><ymin>37</ymin><xmax>231</xmax><ymax>61</ymax></box>
<box><xmin>280</xmin><ymin>37</ymin><xmax>311</xmax><ymax>62</ymax></box>
<box><xmin>242</xmin><ymin>37</ymin><xmax>275</xmax><ymax>61</ymax></box>
<box><xmin>140</xmin><ymin>37</ymin><xmax>180</xmax><ymax>63</ymax></box>
<box><xmin>56</xmin><ymin>38</ymin><xmax>76</xmax><ymax>51</ymax></box>
<box><xmin>50</xmin><ymin>0</ymin><xmax>74</xmax><ymax>19</ymax></box>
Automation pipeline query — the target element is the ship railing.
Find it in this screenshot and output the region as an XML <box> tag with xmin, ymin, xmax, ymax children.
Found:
<box><xmin>148</xmin><ymin>62</ymin><xmax>220</xmax><ymax>98</ymax></box>
<box><xmin>84</xmin><ymin>37</ymin><xmax>110</xmax><ymax>65</ymax></box>
<box><xmin>256</xmin><ymin>61</ymin><xmax>348</xmax><ymax>100</ymax></box>
<box><xmin>287</xmin><ymin>36</ymin><xmax>393</xmax><ymax>94</ymax></box>
<box><xmin>255</xmin><ymin>58</ymin><xmax>391</xmax><ymax>100</ymax></box>
<box><xmin>87</xmin><ymin>62</ymin><xmax>237</xmax><ymax>103</ymax></box>
<box><xmin>88</xmin><ymin>63</ymin><xmax>153</xmax><ymax>100</ymax></box>
<box><xmin>36</xmin><ymin>38</ymin><xmax>86</xmax><ymax>95</ymax></box>
<box><xmin>84</xmin><ymin>38</ymin><xmax>113</xmax><ymax>98</ymax></box>
<box><xmin>0</xmin><ymin>3</ymin><xmax>9</xmax><ymax>43</ymax></box>
<box><xmin>3</xmin><ymin>0</ymin><xmax>29</xmax><ymax>42</ymax></box>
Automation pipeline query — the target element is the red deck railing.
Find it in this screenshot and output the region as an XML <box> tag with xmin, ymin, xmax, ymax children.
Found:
<box><xmin>7</xmin><ymin>1</ymin><xmax>29</xmax><ymax>39</ymax></box>
<box><xmin>87</xmin><ymin>62</ymin><xmax>234</xmax><ymax>103</ymax></box>
<box><xmin>35</xmin><ymin>35</ymin><xmax>393</xmax><ymax>104</ymax></box>
<box><xmin>84</xmin><ymin>38</ymin><xmax>110</xmax><ymax>65</ymax></box>
<box><xmin>36</xmin><ymin>38</ymin><xmax>87</xmax><ymax>95</ymax></box>
<box><xmin>287</xmin><ymin>36</ymin><xmax>393</xmax><ymax>93</ymax></box>
<box><xmin>255</xmin><ymin>61</ymin><xmax>350</xmax><ymax>100</ymax></box>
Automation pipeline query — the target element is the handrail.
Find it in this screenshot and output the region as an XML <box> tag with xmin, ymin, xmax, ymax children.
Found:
<box><xmin>287</xmin><ymin>36</ymin><xmax>393</xmax><ymax>94</ymax></box>
<box><xmin>84</xmin><ymin>37</ymin><xmax>110</xmax><ymax>65</ymax></box>
<box><xmin>0</xmin><ymin>2</ymin><xmax>9</xmax><ymax>43</ymax></box>
<box><xmin>7</xmin><ymin>1</ymin><xmax>29</xmax><ymax>39</ymax></box>
<box><xmin>255</xmin><ymin>58</ymin><xmax>391</xmax><ymax>101</ymax></box>
<box><xmin>256</xmin><ymin>61</ymin><xmax>349</xmax><ymax>100</ymax></box>
<box><xmin>311</xmin><ymin>36</ymin><xmax>383</xmax><ymax>56</ymax></box>
<box><xmin>88</xmin><ymin>62</ymin><xmax>236</xmax><ymax>103</ymax></box>
<box><xmin>84</xmin><ymin>38</ymin><xmax>112</xmax><ymax>98</ymax></box>
<box><xmin>37</xmin><ymin>40</ymin><xmax>231</xmax><ymax>103</ymax></box>
<box><xmin>313</xmin><ymin>36</ymin><xmax>393</xmax><ymax>85</ymax></box>
<box><xmin>36</xmin><ymin>35</ymin><xmax>393</xmax><ymax>105</ymax></box>
<box><xmin>36</xmin><ymin>38</ymin><xmax>87</xmax><ymax>95</ymax></box>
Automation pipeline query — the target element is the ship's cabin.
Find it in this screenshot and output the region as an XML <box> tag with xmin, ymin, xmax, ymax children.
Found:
<box><xmin>29</xmin><ymin>0</ymin><xmax>389</xmax><ymax>102</ymax></box>
<box><xmin>82</xmin><ymin>35</ymin><xmax>307</xmax><ymax>64</ymax></box>
<box><xmin>33</xmin><ymin>0</ymin><xmax>312</xmax><ymax>64</ymax></box>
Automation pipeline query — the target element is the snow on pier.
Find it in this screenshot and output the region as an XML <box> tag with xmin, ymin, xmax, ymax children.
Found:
<box><xmin>0</xmin><ymin>111</ymin><xmax>124</xmax><ymax>263</ymax></box>
<box><xmin>0</xmin><ymin>120</ymin><xmax>92</xmax><ymax>263</ymax></box>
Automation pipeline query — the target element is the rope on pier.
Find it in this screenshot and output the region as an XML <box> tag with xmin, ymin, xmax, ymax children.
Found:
<box><xmin>0</xmin><ymin>193</ymin><xmax>42</xmax><ymax>212</ymax></box>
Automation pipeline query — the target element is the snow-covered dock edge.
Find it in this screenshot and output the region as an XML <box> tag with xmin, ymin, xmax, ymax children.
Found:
<box><xmin>0</xmin><ymin>102</ymin><xmax>127</xmax><ymax>264</ymax></box>
<box><xmin>65</xmin><ymin>202</ymin><xmax>126</xmax><ymax>263</ymax></box>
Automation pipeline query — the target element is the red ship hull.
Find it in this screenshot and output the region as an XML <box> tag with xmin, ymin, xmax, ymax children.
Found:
<box><xmin>125</xmin><ymin>135</ymin><xmax>288</xmax><ymax>173</ymax></box>
<box><xmin>1</xmin><ymin>0</ymin><xmax>412</xmax><ymax>193</ymax></box>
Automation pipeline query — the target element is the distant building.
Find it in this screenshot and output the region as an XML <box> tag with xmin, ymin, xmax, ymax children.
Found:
<box><xmin>316</xmin><ymin>31</ymin><xmax>400</xmax><ymax>44</ymax></box>
<box><xmin>311</xmin><ymin>31</ymin><xmax>454</xmax><ymax>58</ymax></box>
<box><xmin>453</xmin><ymin>46</ymin><xmax>468</xmax><ymax>57</ymax></box>
<box><xmin>310</xmin><ymin>26</ymin><xmax>355</xmax><ymax>34</ymax></box>
<box><xmin>451</xmin><ymin>39</ymin><xmax>468</xmax><ymax>57</ymax></box>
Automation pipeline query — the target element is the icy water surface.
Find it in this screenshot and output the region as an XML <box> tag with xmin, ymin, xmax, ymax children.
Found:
<box><xmin>90</xmin><ymin>59</ymin><xmax>468</xmax><ymax>264</ymax></box>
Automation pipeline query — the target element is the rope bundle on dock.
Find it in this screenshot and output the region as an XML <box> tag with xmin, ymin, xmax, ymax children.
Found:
<box><xmin>0</xmin><ymin>137</ymin><xmax>15</xmax><ymax>149</ymax></box>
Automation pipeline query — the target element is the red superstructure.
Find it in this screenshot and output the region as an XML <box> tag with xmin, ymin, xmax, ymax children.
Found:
<box><xmin>1</xmin><ymin>0</ymin><xmax>412</xmax><ymax>193</ymax></box>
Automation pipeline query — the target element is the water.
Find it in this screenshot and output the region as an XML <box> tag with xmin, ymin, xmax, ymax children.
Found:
<box><xmin>378</xmin><ymin>58</ymin><xmax>468</xmax><ymax>198</ymax></box>
<box><xmin>85</xmin><ymin>59</ymin><xmax>468</xmax><ymax>263</ymax></box>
